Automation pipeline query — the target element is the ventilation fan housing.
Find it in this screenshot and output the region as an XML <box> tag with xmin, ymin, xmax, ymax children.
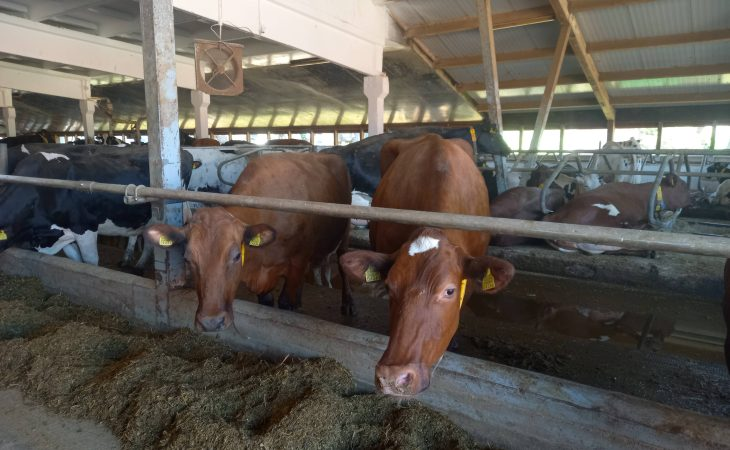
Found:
<box><xmin>194</xmin><ymin>39</ymin><xmax>244</xmax><ymax>96</ymax></box>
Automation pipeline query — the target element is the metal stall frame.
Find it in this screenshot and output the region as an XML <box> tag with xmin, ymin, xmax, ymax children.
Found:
<box><xmin>1</xmin><ymin>173</ymin><xmax>730</xmax><ymax>258</ymax></box>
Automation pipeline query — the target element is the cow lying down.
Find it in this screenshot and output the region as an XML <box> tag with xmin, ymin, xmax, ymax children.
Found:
<box><xmin>543</xmin><ymin>174</ymin><xmax>690</xmax><ymax>254</ymax></box>
<box><xmin>489</xmin><ymin>186</ymin><xmax>567</xmax><ymax>246</ymax></box>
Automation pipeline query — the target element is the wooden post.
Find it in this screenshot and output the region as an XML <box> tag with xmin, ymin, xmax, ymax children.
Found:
<box><xmin>526</xmin><ymin>23</ymin><xmax>571</xmax><ymax>168</ymax></box>
<box><xmin>607</xmin><ymin>119</ymin><xmax>615</xmax><ymax>142</ymax></box>
<box><xmin>140</xmin><ymin>0</ymin><xmax>184</xmax><ymax>327</ymax></box>
<box><xmin>476</xmin><ymin>0</ymin><xmax>508</xmax><ymax>193</ymax></box>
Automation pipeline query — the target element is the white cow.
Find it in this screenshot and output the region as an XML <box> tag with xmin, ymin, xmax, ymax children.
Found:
<box><xmin>594</xmin><ymin>138</ymin><xmax>644</xmax><ymax>184</ymax></box>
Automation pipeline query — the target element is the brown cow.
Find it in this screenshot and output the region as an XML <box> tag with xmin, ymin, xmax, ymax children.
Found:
<box><xmin>544</xmin><ymin>174</ymin><xmax>690</xmax><ymax>254</ymax></box>
<box><xmin>340</xmin><ymin>134</ymin><xmax>515</xmax><ymax>396</ymax></box>
<box><xmin>490</xmin><ymin>186</ymin><xmax>566</xmax><ymax>246</ymax></box>
<box><xmin>265</xmin><ymin>139</ymin><xmax>312</xmax><ymax>146</ymax></box>
<box><xmin>722</xmin><ymin>259</ymin><xmax>730</xmax><ymax>373</ymax></box>
<box><xmin>144</xmin><ymin>152</ymin><xmax>353</xmax><ymax>331</ymax></box>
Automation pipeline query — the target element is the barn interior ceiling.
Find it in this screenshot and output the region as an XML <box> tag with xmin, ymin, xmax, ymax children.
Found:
<box><xmin>0</xmin><ymin>0</ymin><xmax>729</xmax><ymax>134</ymax></box>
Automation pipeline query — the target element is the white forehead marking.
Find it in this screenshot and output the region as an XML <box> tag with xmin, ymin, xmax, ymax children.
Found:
<box><xmin>408</xmin><ymin>236</ymin><xmax>440</xmax><ymax>256</ymax></box>
<box><xmin>21</xmin><ymin>145</ymin><xmax>30</xmax><ymax>154</ymax></box>
<box><xmin>40</xmin><ymin>152</ymin><xmax>69</xmax><ymax>162</ymax></box>
<box><xmin>592</xmin><ymin>203</ymin><xmax>620</xmax><ymax>216</ymax></box>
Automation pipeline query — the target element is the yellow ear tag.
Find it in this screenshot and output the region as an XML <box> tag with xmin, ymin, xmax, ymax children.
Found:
<box><xmin>158</xmin><ymin>235</ymin><xmax>173</xmax><ymax>247</ymax></box>
<box><xmin>248</xmin><ymin>233</ymin><xmax>262</xmax><ymax>247</ymax></box>
<box><xmin>0</xmin><ymin>230</ymin><xmax>7</xmax><ymax>241</ymax></box>
<box><xmin>364</xmin><ymin>265</ymin><xmax>381</xmax><ymax>283</ymax></box>
<box><xmin>469</xmin><ymin>127</ymin><xmax>477</xmax><ymax>143</ymax></box>
<box><xmin>240</xmin><ymin>244</ymin><xmax>245</xmax><ymax>267</ymax></box>
<box><xmin>482</xmin><ymin>268</ymin><xmax>496</xmax><ymax>291</ymax></box>
<box><xmin>459</xmin><ymin>279</ymin><xmax>467</xmax><ymax>308</ymax></box>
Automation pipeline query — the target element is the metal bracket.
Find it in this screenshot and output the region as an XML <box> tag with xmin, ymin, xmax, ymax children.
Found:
<box><xmin>123</xmin><ymin>184</ymin><xmax>152</xmax><ymax>205</ymax></box>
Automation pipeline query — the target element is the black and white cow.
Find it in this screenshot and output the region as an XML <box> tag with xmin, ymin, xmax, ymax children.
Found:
<box><xmin>0</xmin><ymin>145</ymin><xmax>192</xmax><ymax>268</ymax></box>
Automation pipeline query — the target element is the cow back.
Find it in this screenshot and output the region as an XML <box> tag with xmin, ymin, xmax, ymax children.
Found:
<box><xmin>370</xmin><ymin>134</ymin><xmax>489</xmax><ymax>257</ymax></box>
<box><xmin>227</xmin><ymin>152</ymin><xmax>352</xmax><ymax>279</ymax></box>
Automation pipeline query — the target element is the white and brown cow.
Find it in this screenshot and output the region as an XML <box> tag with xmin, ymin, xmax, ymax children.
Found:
<box><xmin>543</xmin><ymin>174</ymin><xmax>690</xmax><ymax>254</ymax></box>
<box><xmin>340</xmin><ymin>134</ymin><xmax>515</xmax><ymax>396</ymax></box>
<box><xmin>144</xmin><ymin>152</ymin><xmax>354</xmax><ymax>332</ymax></box>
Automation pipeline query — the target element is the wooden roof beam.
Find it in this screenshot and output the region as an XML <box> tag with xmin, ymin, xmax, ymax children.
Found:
<box><xmin>569</xmin><ymin>0</ymin><xmax>659</xmax><ymax>13</ymax></box>
<box><xmin>588</xmin><ymin>29</ymin><xmax>730</xmax><ymax>52</ymax></box>
<box><xmin>404</xmin><ymin>5</ymin><xmax>554</xmax><ymax>39</ymax></box>
<box><xmin>435</xmin><ymin>48</ymin><xmax>554</xmax><ymax>69</ymax></box>
<box><xmin>478</xmin><ymin>92</ymin><xmax>730</xmax><ymax>112</ymax></box>
<box><xmin>455</xmin><ymin>63</ymin><xmax>730</xmax><ymax>91</ymax></box>
<box><xmin>548</xmin><ymin>0</ymin><xmax>614</xmax><ymax>120</ymax></box>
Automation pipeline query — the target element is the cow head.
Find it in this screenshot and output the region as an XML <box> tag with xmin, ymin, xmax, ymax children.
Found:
<box><xmin>661</xmin><ymin>173</ymin><xmax>691</xmax><ymax>209</ymax></box>
<box><xmin>143</xmin><ymin>207</ymin><xmax>275</xmax><ymax>332</ymax></box>
<box><xmin>340</xmin><ymin>228</ymin><xmax>515</xmax><ymax>396</ymax></box>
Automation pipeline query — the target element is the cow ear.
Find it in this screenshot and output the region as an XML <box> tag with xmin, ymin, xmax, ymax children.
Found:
<box><xmin>662</xmin><ymin>173</ymin><xmax>677</xmax><ymax>187</ymax></box>
<box><xmin>144</xmin><ymin>224</ymin><xmax>186</xmax><ymax>248</ymax></box>
<box><xmin>243</xmin><ymin>224</ymin><xmax>276</xmax><ymax>248</ymax></box>
<box><xmin>339</xmin><ymin>250</ymin><xmax>393</xmax><ymax>284</ymax></box>
<box><xmin>463</xmin><ymin>255</ymin><xmax>515</xmax><ymax>294</ymax></box>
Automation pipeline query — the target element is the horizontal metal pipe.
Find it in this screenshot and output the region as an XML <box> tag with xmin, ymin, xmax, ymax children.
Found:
<box><xmin>2</xmin><ymin>173</ymin><xmax>730</xmax><ymax>258</ymax></box>
<box><xmin>511</xmin><ymin>149</ymin><xmax>730</xmax><ymax>156</ymax></box>
<box><xmin>509</xmin><ymin>168</ymin><xmax>730</xmax><ymax>178</ymax></box>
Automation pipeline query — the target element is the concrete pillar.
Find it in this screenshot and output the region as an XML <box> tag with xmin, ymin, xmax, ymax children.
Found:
<box><xmin>79</xmin><ymin>99</ymin><xmax>96</xmax><ymax>143</ymax></box>
<box><xmin>190</xmin><ymin>90</ymin><xmax>210</xmax><ymax>139</ymax></box>
<box><xmin>363</xmin><ymin>73</ymin><xmax>389</xmax><ymax>136</ymax></box>
<box><xmin>140</xmin><ymin>0</ymin><xmax>185</xmax><ymax>326</ymax></box>
<box><xmin>0</xmin><ymin>88</ymin><xmax>15</xmax><ymax>137</ymax></box>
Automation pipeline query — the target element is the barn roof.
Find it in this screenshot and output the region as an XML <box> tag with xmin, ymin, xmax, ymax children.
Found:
<box><xmin>0</xmin><ymin>0</ymin><xmax>728</xmax><ymax>133</ymax></box>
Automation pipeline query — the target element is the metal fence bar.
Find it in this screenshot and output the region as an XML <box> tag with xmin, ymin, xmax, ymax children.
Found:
<box><xmin>508</xmin><ymin>168</ymin><xmax>730</xmax><ymax>178</ymax></box>
<box><xmin>2</xmin><ymin>173</ymin><xmax>730</xmax><ymax>258</ymax></box>
<box><xmin>511</xmin><ymin>149</ymin><xmax>730</xmax><ymax>156</ymax></box>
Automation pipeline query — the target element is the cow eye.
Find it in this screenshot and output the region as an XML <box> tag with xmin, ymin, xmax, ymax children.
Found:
<box><xmin>232</xmin><ymin>252</ymin><xmax>241</xmax><ymax>262</ymax></box>
<box><xmin>445</xmin><ymin>287</ymin><xmax>456</xmax><ymax>296</ymax></box>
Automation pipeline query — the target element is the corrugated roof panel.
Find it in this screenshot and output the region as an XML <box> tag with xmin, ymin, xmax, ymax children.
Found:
<box><xmin>593</xmin><ymin>41</ymin><xmax>730</xmax><ymax>73</ymax></box>
<box><xmin>592</xmin><ymin>50</ymin><xmax>646</xmax><ymax>72</ymax></box>
<box><xmin>387</xmin><ymin>0</ymin><xmax>476</xmax><ymax>28</ymax></box>
<box><xmin>444</xmin><ymin>66</ymin><xmax>486</xmax><ymax>84</ymax></box>
<box><xmin>422</xmin><ymin>31</ymin><xmax>483</xmax><ymax>59</ymax></box>
<box><xmin>577</xmin><ymin>0</ymin><xmax>727</xmax><ymax>43</ymax></box>
<box><xmin>576</xmin><ymin>7</ymin><xmax>634</xmax><ymax>42</ymax></box>
<box><xmin>494</xmin><ymin>21</ymin><xmax>559</xmax><ymax>53</ymax></box>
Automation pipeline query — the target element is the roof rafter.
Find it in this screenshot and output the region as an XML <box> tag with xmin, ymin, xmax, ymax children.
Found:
<box><xmin>405</xmin><ymin>5</ymin><xmax>554</xmax><ymax>39</ymax></box>
<box><xmin>548</xmin><ymin>0</ymin><xmax>614</xmax><ymax>120</ymax></box>
<box><xmin>588</xmin><ymin>29</ymin><xmax>730</xmax><ymax>52</ymax></box>
<box><xmin>569</xmin><ymin>0</ymin><xmax>659</xmax><ymax>13</ymax></box>
<box><xmin>455</xmin><ymin>63</ymin><xmax>730</xmax><ymax>91</ymax></box>
<box><xmin>478</xmin><ymin>92</ymin><xmax>730</xmax><ymax>112</ymax></box>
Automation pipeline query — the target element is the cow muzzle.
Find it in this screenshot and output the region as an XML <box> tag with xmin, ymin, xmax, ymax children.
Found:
<box><xmin>195</xmin><ymin>311</ymin><xmax>231</xmax><ymax>332</ymax></box>
<box><xmin>375</xmin><ymin>363</ymin><xmax>430</xmax><ymax>396</ymax></box>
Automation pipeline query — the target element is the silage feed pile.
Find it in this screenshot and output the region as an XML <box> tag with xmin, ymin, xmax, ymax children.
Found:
<box><xmin>0</xmin><ymin>274</ymin><xmax>485</xmax><ymax>450</ymax></box>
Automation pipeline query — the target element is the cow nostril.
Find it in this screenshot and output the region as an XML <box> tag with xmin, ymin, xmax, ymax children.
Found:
<box><xmin>395</xmin><ymin>371</ymin><xmax>413</xmax><ymax>389</ymax></box>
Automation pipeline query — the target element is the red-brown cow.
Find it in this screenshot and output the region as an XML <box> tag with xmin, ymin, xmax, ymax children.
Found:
<box><xmin>340</xmin><ymin>134</ymin><xmax>515</xmax><ymax>396</ymax></box>
<box><xmin>543</xmin><ymin>174</ymin><xmax>690</xmax><ymax>254</ymax></box>
<box><xmin>490</xmin><ymin>186</ymin><xmax>566</xmax><ymax>246</ymax></box>
<box><xmin>144</xmin><ymin>152</ymin><xmax>353</xmax><ymax>331</ymax></box>
<box><xmin>722</xmin><ymin>259</ymin><xmax>730</xmax><ymax>373</ymax></box>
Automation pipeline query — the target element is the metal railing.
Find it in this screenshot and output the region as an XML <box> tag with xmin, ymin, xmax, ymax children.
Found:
<box><xmin>1</xmin><ymin>173</ymin><xmax>729</xmax><ymax>258</ymax></box>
